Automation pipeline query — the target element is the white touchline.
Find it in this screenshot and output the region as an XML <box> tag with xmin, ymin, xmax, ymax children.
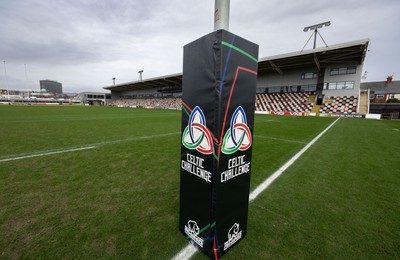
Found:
<box><xmin>172</xmin><ymin>243</ymin><xmax>198</xmax><ymax>260</ymax></box>
<box><xmin>172</xmin><ymin>117</ymin><xmax>340</xmax><ymax>260</ymax></box>
<box><xmin>249</xmin><ymin>117</ymin><xmax>340</xmax><ymax>201</ymax></box>
<box><xmin>0</xmin><ymin>146</ymin><xmax>96</xmax><ymax>163</ymax></box>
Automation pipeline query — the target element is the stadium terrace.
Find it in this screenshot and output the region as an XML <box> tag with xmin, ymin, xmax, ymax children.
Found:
<box><xmin>102</xmin><ymin>39</ymin><xmax>388</xmax><ymax>118</ymax></box>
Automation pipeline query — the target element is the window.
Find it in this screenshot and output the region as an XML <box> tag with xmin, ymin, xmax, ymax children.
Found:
<box><xmin>256</xmin><ymin>88</ymin><xmax>266</xmax><ymax>94</ymax></box>
<box><xmin>268</xmin><ymin>87</ymin><xmax>281</xmax><ymax>93</ymax></box>
<box><xmin>301</xmin><ymin>72</ymin><xmax>317</xmax><ymax>79</ymax></box>
<box><xmin>342</xmin><ymin>82</ymin><xmax>354</xmax><ymax>89</ymax></box>
<box><xmin>336</xmin><ymin>82</ymin><xmax>345</xmax><ymax>89</ymax></box>
<box><xmin>324</xmin><ymin>81</ymin><xmax>355</xmax><ymax>90</ymax></box>
<box><xmin>266</xmin><ymin>85</ymin><xmax>317</xmax><ymax>93</ymax></box>
<box><xmin>330</xmin><ymin>66</ymin><xmax>357</xmax><ymax>76</ymax></box>
<box><xmin>300</xmin><ymin>85</ymin><xmax>317</xmax><ymax>92</ymax></box>
<box><xmin>347</xmin><ymin>66</ymin><xmax>356</xmax><ymax>74</ymax></box>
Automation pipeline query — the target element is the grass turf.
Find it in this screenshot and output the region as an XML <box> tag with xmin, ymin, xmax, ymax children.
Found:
<box><xmin>0</xmin><ymin>105</ymin><xmax>399</xmax><ymax>259</ymax></box>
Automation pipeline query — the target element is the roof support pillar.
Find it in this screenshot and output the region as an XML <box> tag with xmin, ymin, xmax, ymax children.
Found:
<box><xmin>314</xmin><ymin>53</ymin><xmax>321</xmax><ymax>71</ymax></box>
<box><xmin>268</xmin><ymin>60</ymin><xmax>283</xmax><ymax>75</ymax></box>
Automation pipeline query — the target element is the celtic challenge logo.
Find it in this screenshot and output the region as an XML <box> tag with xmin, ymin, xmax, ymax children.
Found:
<box><xmin>182</xmin><ymin>106</ymin><xmax>213</xmax><ymax>154</ymax></box>
<box><xmin>221</xmin><ymin>106</ymin><xmax>252</xmax><ymax>154</ymax></box>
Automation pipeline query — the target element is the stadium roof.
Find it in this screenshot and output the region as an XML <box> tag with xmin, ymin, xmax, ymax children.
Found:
<box><xmin>103</xmin><ymin>73</ymin><xmax>182</xmax><ymax>92</ymax></box>
<box><xmin>104</xmin><ymin>39</ymin><xmax>369</xmax><ymax>92</ymax></box>
<box><xmin>258</xmin><ymin>38</ymin><xmax>369</xmax><ymax>74</ymax></box>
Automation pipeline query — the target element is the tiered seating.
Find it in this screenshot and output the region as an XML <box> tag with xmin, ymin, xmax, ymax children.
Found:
<box><xmin>255</xmin><ymin>92</ymin><xmax>314</xmax><ymax>113</ymax></box>
<box><xmin>256</xmin><ymin>93</ymin><xmax>268</xmax><ymax>111</ymax></box>
<box><xmin>319</xmin><ymin>96</ymin><xmax>358</xmax><ymax>114</ymax></box>
<box><xmin>112</xmin><ymin>97</ymin><xmax>182</xmax><ymax>109</ymax></box>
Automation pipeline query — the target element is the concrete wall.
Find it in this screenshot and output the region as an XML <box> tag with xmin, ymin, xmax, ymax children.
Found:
<box><xmin>256</xmin><ymin>64</ymin><xmax>362</xmax><ymax>97</ymax></box>
<box><xmin>110</xmin><ymin>65</ymin><xmax>364</xmax><ymax>100</ymax></box>
<box><xmin>322</xmin><ymin>64</ymin><xmax>363</xmax><ymax>97</ymax></box>
<box><xmin>112</xmin><ymin>89</ymin><xmax>163</xmax><ymax>99</ymax></box>
<box><xmin>257</xmin><ymin>66</ymin><xmax>317</xmax><ymax>89</ymax></box>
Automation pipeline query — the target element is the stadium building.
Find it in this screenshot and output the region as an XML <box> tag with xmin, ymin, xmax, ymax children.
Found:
<box><xmin>361</xmin><ymin>77</ymin><xmax>400</xmax><ymax>119</ymax></box>
<box><xmin>40</xmin><ymin>80</ymin><xmax>63</xmax><ymax>94</ymax></box>
<box><xmin>78</xmin><ymin>92</ymin><xmax>112</xmax><ymax>106</ymax></box>
<box><xmin>104</xmin><ymin>39</ymin><xmax>370</xmax><ymax>117</ymax></box>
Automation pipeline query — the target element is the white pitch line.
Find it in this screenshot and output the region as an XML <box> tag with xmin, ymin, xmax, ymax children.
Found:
<box><xmin>0</xmin><ymin>132</ymin><xmax>180</xmax><ymax>163</ymax></box>
<box><xmin>249</xmin><ymin>117</ymin><xmax>340</xmax><ymax>201</ymax></box>
<box><xmin>172</xmin><ymin>243</ymin><xmax>198</xmax><ymax>260</ymax></box>
<box><xmin>0</xmin><ymin>114</ymin><xmax>178</xmax><ymax>124</ymax></box>
<box><xmin>0</xmin><ymin>146</ymin><xmax>96</xmax><ymax>163</ymax></box>
<box><xmin>91</xmin><ymin>132</ymin><xmax>179</xmax><ymax>146</ymax></box>
<box><xmin>172</xmin><ymin>118</ymin><xmax>340</xmax><ymax>260</ymax></box>
<box><xmin>254</xmin><ymin>135</ymin><xmax>306</xmax><ymax>144</ymax></box>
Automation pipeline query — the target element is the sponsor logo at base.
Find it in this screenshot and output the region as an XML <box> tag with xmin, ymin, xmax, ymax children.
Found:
<box><xmin>223</xmin><ymin>222</ymin><xmax>242</xmax><ymax>251</ymax></box>
<box><xmin>184</xmin><ymin>220</ymin><xmax>204</xmax><ymax>248</ymax></box>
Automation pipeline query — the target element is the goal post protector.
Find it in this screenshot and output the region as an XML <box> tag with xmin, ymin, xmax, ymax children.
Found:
<box><xmin>179</xmin><ymin>29</ymin><xmax>259</xmax><ymax>259</ymax></box>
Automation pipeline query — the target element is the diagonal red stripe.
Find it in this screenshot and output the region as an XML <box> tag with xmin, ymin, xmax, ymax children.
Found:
<box><xmin>218</xmin><ymin>66</ymin><xmax>257</xmax><ymax>163</ymax></box>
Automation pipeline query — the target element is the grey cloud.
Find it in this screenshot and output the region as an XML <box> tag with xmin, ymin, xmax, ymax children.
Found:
<box><xmin>1</xmin><ymin>0</ymin><xmax>399</xmax><ymax>92</ymax></box>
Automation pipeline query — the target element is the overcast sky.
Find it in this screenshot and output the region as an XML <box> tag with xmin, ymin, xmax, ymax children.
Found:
<box><xmin>1</xmin><ymin>0</ymin><xmax>399</xmax><ymax>93</ymax></box>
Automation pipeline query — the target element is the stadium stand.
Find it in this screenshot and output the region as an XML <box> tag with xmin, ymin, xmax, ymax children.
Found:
<box><xmin>319</xmin><ymin>96</ymin><xmax>358</xmax><ymax>114</ymax></box>
<box><xmin>0</xmin><ymin>96</ymin><xmax>70</xmax><ymax>105</ymax></box>
<box><xmin>110</xmin><ymin>93</ymin><xmax>361</xmax><ymax>117</ymax></box>
<box><xmin>104</xmin><ymin>39</ymin><xmax>370</xmax><ymax>117</ymax></box>
<box><xmin>255</xmin><ymin>92</ymin><xmax>314</xmax><ymax>114</ymax></box>
<box><xmin>112</xmin><ymin>97</ymin><xmax>181</xmax><ymax>109</ymax></box>
<box><xmin>255</xmin><ymin>93</ymin><xmax>360</xmax><ymax>115</ymax></box>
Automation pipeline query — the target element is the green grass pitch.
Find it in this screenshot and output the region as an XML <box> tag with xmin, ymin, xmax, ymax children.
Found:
<box><xmin>0</xmin><ymin>105</ymin><xmax>399</xmax><ymax>259</ymax></box>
